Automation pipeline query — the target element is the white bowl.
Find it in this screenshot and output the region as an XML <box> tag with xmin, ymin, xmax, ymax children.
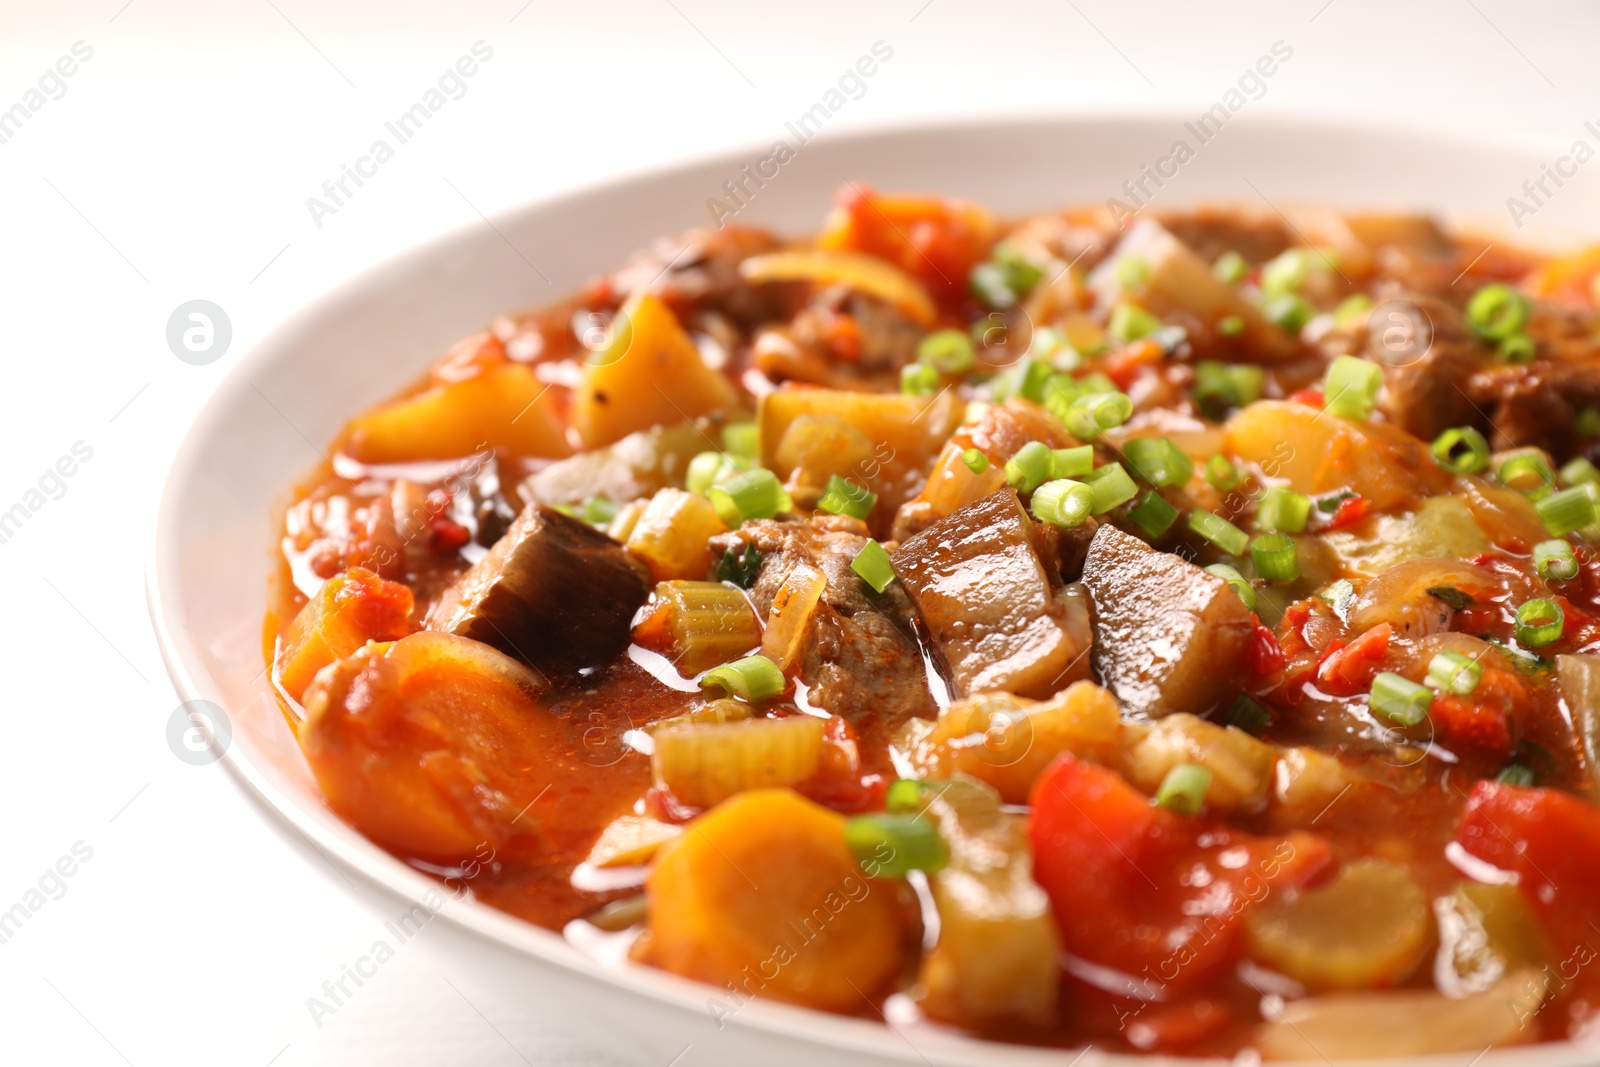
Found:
<box><xmin>151</xmin><ymin>114</ymin><xmax>1597</xmax><ymax>1067</ymax></box>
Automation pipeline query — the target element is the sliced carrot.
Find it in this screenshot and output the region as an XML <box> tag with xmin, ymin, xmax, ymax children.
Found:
<box><xmin>273</xmin><ymin>567</ymin><xmax>415</xmax><ymax>702</ymax></box>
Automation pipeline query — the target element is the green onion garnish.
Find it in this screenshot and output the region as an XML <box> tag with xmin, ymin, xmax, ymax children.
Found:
<box><xmin>708</xmin><ymin>468</ymin><xmax>789</xmax><ymax>527</ymax></box>
<box><xmin>1129</xmin><ymin>491</ymin><xmax>1179</xmax><ymax>537</ymax></box>
<box><xmin>917</xmin><ymin>329</ymin><xmax>977</xmax><ymax>374</ymax></box>
<box><xmin>1370</xmin><ymin>671</ymin><xmax>1432</xmax><ymax>726</ymax></box>
<box><xmin>1154</xmin><ymin>763</ymin><xmax>1212</xmax><ymax>815</ymax></box>
<box><xmin>1213</xmin><ymin>250</ymin><xmax>1248</xmax><ymax>285</ymax></box>
<box><xmin>1218</xmin><ymin>314</ymin><xmax>1245</xmax><ymax>337</ymax></box>
<box><xmin>1499</xmin><ymin>333</ymin><xmax>1537</xmax><ymax>363</ymax></box>
<box><xmin>1193</xmin><ymin>360</ymin><xmax>1264</xmax><ymax>412</ymax></box>
<box><xmin>1466</xmin><ymin>283</ymin><xmax>1531</xmax><ymax>342</ymax></box>
<box><xmin>1206</xmin><ymin>454</ymin><xmax>1242</xmax><ymax>491</ymax></box>
<box><xmin>699</xmin><ymin>654</ymin><xmax>785</xmax><ymax>701</ymax></box>
<box><xmin>1206</xmin><ymin>563</ymin><xmax>1256</xmax><ymax>611</ymax></box>
<box><xmin>1334</xmin><ymin>293</ymin><xmax>1373</xmax><ymax>328</ymax></box>
<box><xmin>1256</xmin><ymin>486</ymin><xmax>1312</xmax><ymax>534</ymax></box>
<box><xmin>844</xmin><ymin>813</ymin><xmax>949</xmax><ymax>878</ymax></box>
<box><xmin>1226</xmin><ymin>693</ymin><xmax>1271</xmax><ymax>733</ymax></box>
<box><xmin>722</xmin><ymin>422</ymin><xmax>760</xmax><ymax>459</ymax></box>
<box><xmin>1052</xmin><ymin>445</ymin><xmax>1094</xmax><ymax>479</ymax></box>
<box><xmin>851</xmin><ymin>539</ymin><xmax>896</xmax><ymax>593</ymax></box>
<box><xmin>901</xmin><ymin>363</ymin><xmax>939</xmax><ymax>396</ymax></box>
<box><xmin>1078</xmin><ymin>371</ymin><xmax>1118</xmax><ymax>395</ymax></box>
<box><xmin>1110</xmin><ymin>303</ymin><xmax>1163</xmax><ymax>343</ymax></box>
<box><xmin>1032</xmin><ymin>478</ymin><xmax>1095</xmax><ymax>528</ymax></box>
<box><xmin>1084</xmin><ymin>462</ymin><xmax>1139</xmax><ymax>514</ymax></box>
<box><xmin>1515</xmin><ymin>598</ymin><xmax>1565</xmax><ymax>648</ymax></box>
<box><xmin>1261</xmin><ymin>248</ymin><xmax>1314</xmax><ymax>297</ymax></box>
<box><xmin>579</xmin><ymin>497</ymin><xmax>619</xmax><ymax>525</ymax></box>
<box><xmin>1496</xmin><ymin>763</ymin><xmax>1536</xmax><ymax>787</ymax></box>
<box><xmin>1264</xmin><ymin>293</ymin><xmax>1314</xmax><ymax>332</ymax></box>
<box><xmin>1117</xmin><ymin>255</ymin><xmax>1150</xmax><ymax>290</ymax></box>
<box><xmin>1499</xmin><ymin>452</ymin><xmax>1557</xmax><ymax>498</ymax></box>
<box><xmin>884</xmin><ymin>778</ymin><xmax>927</xmax><ymax>814</ymax></box>
<box><xmin>1320</xmin><ymin>578</ymin><xmax>1355</xmax><ymax>622</ymax></box>
<box><xmin>817</xmin><ymin>475</ymin><xmax>877</xmax><ymax>520</ymax></box>
<box><xmin>1005</xmin><ymin>441</ymin><xmax>1055</xmax><ymax>494</ymax></box>
<box><xmin>1561</xmin><ymin>457</ymin><xmax>1600</xmax><ymax>487</ymax></box>
<box><xmin>1016</xmin><ymin>359</ymin><xmax>1054</xmax><ymax>402</ymax></box>
<box><xmin>1250</xmin><ymin>532</ymin><xmax>1300</xmax><ymax>582</ymax></box>
<box><xmin>1322</xmin><ymin>355</ymin><xmax>1382</xmax><ymax>421</ymax></box>
<box><xmin>1427</xmin><ymin>650</ymin><xmax>1482</xmax><ymax>695</ymax></box>
<box><xmin>687</xmin><ymin>450</ymin><xmax>737</xmax><ymax>494</ymax></box>
<box><xmin>1534</xmin><ymin>538</ymin><xmax>1579</xmax><ymax>581</ymax></box>
<box><xmin>1537</xmin><ymin>485</ymin><xmax>1597</xmax><ymax>536</ymax></box>
<box><xmin>1430</xmin><ymin>426</ymin><xmax>1491</xmax><ymax>474</ymax></box>
<box><xmin>1063</xmin><ymin>392</ymin><xmax>1134</xmax><ymax>440</ymax></box>
<box><xmin>961</xmin><ymin>448</ymin><xmax>990</xmax><ymax>475</ymax></box>
<box><xmin>1123</xmin><ymin>437</ymin><xmax>1195</xmax><ymax>489</ymax></box>
<box><xmin>1189</xmin><ymin>509</ymin><xmax>1249</xmax><ymax>556</ymax></box>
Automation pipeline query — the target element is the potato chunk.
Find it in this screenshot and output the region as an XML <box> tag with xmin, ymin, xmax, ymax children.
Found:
<box><xmin>1119</xmin><ymin>713</ymin><xmax>1277</xmax><ymax>814</ymax></box>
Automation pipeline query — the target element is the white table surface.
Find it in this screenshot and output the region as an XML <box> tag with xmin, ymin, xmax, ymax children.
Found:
<box><xmin>2</xmin><ymin>1</ymin><xmax>1597</xmax><ymax>1063</ymax></box>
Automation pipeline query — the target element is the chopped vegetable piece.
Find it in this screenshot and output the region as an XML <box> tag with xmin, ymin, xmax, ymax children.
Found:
<box><xmin>1466</xmin><ymin>282</ymin><xmax>1531</xmax><ymax>341</ymax></box>
<box><xmin>1128</xmin><ymin>490</ymin><xmax>1179</xmax><ymax>537</ymax></box>
<box><xmin>884</xmin><ymin>778</ymin><xmax>927</xmax><ymax>813</ymax></box>
<box><xmin>1109</xmin><ymin>302</ymin><xmax>1163</xmax><ymax>343</ymax></box>
<box><xmin>699</xmin><ymin>654</ymin><xmax>786</xmax><ymax>700</ymax></box>
<box><xmin>1226</xmin><ymin>693</ymin><xmax>1271</xmax><ymax>733</ymax></box>
<box><xmin>901</xmin><ymin>362</ymin><xmax>939</xmax><ymax>396</ymax></box>
<box><xmin>1051</xmin><ymin>444</ymin><xmax>1094</xmax><ymax>479</ymax></box>
<box><xmin>1154</xmin><ymin>763</ymin><xmax>1212</xmax><ymax>814</ymax></box>
<box><xmin>1430</xmin><ymin>426</ymin><xmax>1490</xmax><ymax>474</ymax></box>
<box><xmin>1264</xmin><ymin>292</ymin><xmax>1313</xmax><ymax>332</ymax></box>
<box><xmin>1370</xmin><ymin>671</ymin><xmax>1432</xmax><ymax>726</ymax></box>
<box><xmin>917</xmin><ymin>328</ymin><xmax>977</xmax><ymax>373</ymax></box>
<box><xmin>1205</xmin><ymin>453</ymin><xmax>1241</xmax><ymax>490</ymax></box>
<box><xmin>969</xmin><ymin>242</ymin><xmax>1044</xmax><ymax>308</ymax></box>
<box><xmin>1061</xmin><ymin>391</ymin><xmax>1134</xmax><ymax>439</ymax></box>
<box><xmin>1333</xmin><ymin>292</ymin><xmax>1373</xmax><ymax>327</ymax></box>
<box><xmin>1515</xmin><ymin>598</ymin><xmax>1564</xmax><ymax>648</ymax></box>
<box><xmin>722</xmin><ymin>422</ymin><xmax>759</xmax><ymax>459</ymax></box>
<box><xmin>585</xmin><ymin>815</ymin><xmax>683</xmax><ymax>869</ymax></box>
<box><xmin>1561</xmin><ymin>456</ymin><xmax>1600</xmax><ymax>487</ymax></box>
<box><xmin>636</xmin><ymin>581</ymin><xmax>762</xmax><ymax>675</ymax></box>
<box><xmin>1498</xmin><ymin>451</ymin><xmax>1557</xmax><ymax>498</ymax></box>
<box><xmin>1321</xmin><ymin>577</ymin><xmax>1355</xmax><ymax>621</ymax></box>
<box><xmin>1322</xmin><ymin>355</ymin><xmax>1383</xmax><ymax>421</ymax></box>
<box><xmin>1193</xmin><ymin>360</ymin><xmax>1264</xmax><ymax>412</ymax></box>
<box><xmin>1117</xmin><ymin>255</ymin><xmax>1150</xmax><ymax>289</ymax></box>
<box><xmin>1499</xmin><ymin>332</ymin><xmax>1537</xmax><ymax>362</ymax></box>
<box><xmin>851</xmin><ymin>538</ymin><xmax>896</xmax><ymax>593</ymax></box>
<box><xmin>844</xmin><ymin>813</ymin><xmax>948</xmax><ymax>877</ymax></box>
<box><xmin>816</xmin><ymin>475</ymin><xmax>877</xmax><ymax>520</ymax></box>
<box><xmin>1123</xmin><ymin>437</ymin><xmax>1195</xmax><ymax>488</ymax></box>
<box><xmin>1256</xmin><ymin>486</ymin><xmax>1312</xmax><ymax>533</ymax></box>
<box><xmin>715</xmin><ymin>542</ymin><xmax>763</xmax><ymax>588</ymax></box>
<box><xmin>626</xmin><ymin>489</ymin><xmax>728</xmax><ymax>582</ymax></box>
<box><xmin>961</xmin><ymin>447</ymin><xmax>989</xmax><ymax>474</ymax></box>
<box><xmin>1249</xmin><ymin>532</ymin><xmax>1299</xmax><ymax>581</ymax></box>
<box><xmin>1031</xmin><ymin>478</ymin><xmax>1095</xmax><ymax>528</ymax></box>
<box><xmin>1188</xmin><ymin>508</ymin><xmax>1249</xmax><ymax>556</ymax></box>
<box><xmin>1004</xmin><ymin>440</ymin><xmax>1054</xmax><ymax>494</ymax></box>
<box><xmin>686</xmin><ymin>450</ymin><xmax>737</xmax><ymax>494</ymax></box>
<box><xmin>653</xmin><ymin>716</ymin><xmax>823</xmax><ymax>808</ymax></box>
<box><xmin>1497</xmin><ymin>762</ymin><xmax>1537</xmax><ymax>786</ymax></box>
<box><xmin>1427</xmin><ymin>650</ymin><xmax>1482</xmax><ymax>695</ymax></box>
<box><xmin>1426</xmin><ymin>584</ymin><xmax>1476</xmax><ymax>608</ymax></box>
<box><xmin>1536</xmin><ymin>484</ymin><xmax>1597</xmax><ymax>536</ymax></box>
<box><xmin>1212</xmin><ymin>250</ymin><xmax>1247</xmax><ymax>284</ymax></box>
<box><xmin>1260</xmin><ymin>247</ymin><xmax>1325</xmax><ymax>297</ymax></box>
<box><xmin>1218</xmin><ymin>313</ymin><xmax>1245</xmax><ymax>336</ymax></box>
<box><xmin>1533</xmin><ymin>538</ymin><xmax>1579</xmax><ymax>580</ymax></box>
<box><xmin>273</xmin><ymin>567</ymin><xmax>415</xmax><ymax>703</ymax></box>
<box><xmin>708</xmin><ymin>468</ymin><xmax>790</xmax><ymax>527</ymax></box>
<box><xmin>1205</xmin><ymin>563</ymin><xmax>1256</xmax><ymax>611</ymax></box>
<box><xmin>1083</xmin><ymin>462</ymin><xmax>1138</xmax><ymax>514</ymax></box>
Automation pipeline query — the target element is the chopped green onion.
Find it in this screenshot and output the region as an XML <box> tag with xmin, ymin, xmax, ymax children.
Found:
<box><xmin>1370</xmin><ymin>671</ymin><xmax>1432</xmax><ymax>726</ymax></box>
<box><xmin>1123</xmin><ymin>437</ymin><xmax>1195</xmax><ymax>488</ymax></box>
<box><xmin>844</xmin><ymin>813</ymin><xmax>949</xmax><ymax>878</ymax></box>
<box><xmin>1579</xmin><ymin>407</ymin><xmax>1600</xmax><ymax>437</ymax></box>
<box><xmin>1515</xmin><ymin>598</ymin><xmax>1565</xmax><ymax>648</ymax></box>
<box><xmin>716</xmin><ymin>542</ymin><xmax>763</xmax><ymax>587</ymax></box>
<box><xmin>722</xmin><ymin>423</ymin><xmax>759</xmax><ymax>459</ymax></box>
<box><xmin>1052</xmin><ymin>445</ymin><xmax>1095</xmax><ymax>479</ymax></box>
<box><xmin>1534</xmin><ymin>538</ymin><xmax>1579</xmax><ymax>581</ymax></box>
<box><xmin>1129</xmin><ymin>491</ymin><xmax>1179</xmax><ymax>537</ymax></box>
<box><xmin>1117</xmin><ymin>256</ymin><xmax>1150</xmax><ymax>290</ymax></box>
<box><xmin>1320</xmin><ymin>578</ymin><xmax>1355</xmax><ymax>622</ymax></box>
<box><xmin>917</xmin><ymin>329</ymin><xmax>977</xmax><ymax>374</ymax></box>
<box><xmin>1334</xmin><ymin>293</ymin><xmax>1373</xmax><ymax>329</ymax></box>
<box><xmin>686</xmin><ymin>450</ymin><xmax>740</xmax><ymax>494</ymax></box>
<box><xmin>1250</xmin><ymin>532</ymin><xmax>1300</xmax><ymax>582</ymax></box>
<box><xmin>708</xmin><ymin>468</ymin><xmax>789</xmax><ymax>526</ymax></box>
<box><xmin>1213</xmin><ymin>250</ymin><xmax>1248</xmax><ymax>285</ymax></box>
<box><xmin>969</xmin><ymin>242</ymin><xmax>1043</xmax><ymax>309</ymax></box>
<box><xmin>851</xmin><ymin>539</ymin><xmax>896</xmax><ymax>593</ymax></box>
<box><xmin>1063</xmin><ymin>392</ymin><xmax>1134</xmax><ymax>439</ymax></box>
<box><xmin>1430</xmin><ymin>426</ymin><xmax>1491</xmax><ymax>474</ymax></box>
<box><xmin>1538</xmin><ymin>485</ymin><xmax>1598</xmax><ymax>536</ymax></box>
<box><xmin>901</xmin><ymin>363</ymin><xmax>939</xmax><ymax>396</ymax></box>
<box><xmin>1084</xmin><ymin>463</ymin><xmax>1139</xmax><ymax>514</ymax></box>
<box><xmin>1109</xmin><ymin>303</ymin><xmax>1163</xmax><ymax>343</ymax></box>
<box><xmin>1029</xmin><ymin>326</ymin><xmax>1069</xmax><ymax>361</ymax></box>
<box><xmin>1226</xmin><ymin>693</ymin><xmax>1271</xmax><ymax>733</ymax></box>
<box><xmin>1017</xmin><ymin>359</ymin><xmax>1054</xmax><ymax>402</ymax></box>
<box><xmin>1499</xmin><ymin>452</ymin><xmax>1557</xmax><ymax>498</ymax></box>
<box><xmin>961</xmin><ymin>448</ymin><xmax>990</xmax><ymax>475</ymax></box>
<box><xmin>1261</xmin><ymin>248</ymin><xmax>1315</xmax><ymax>298</ymax></box>
<box><xmin>1427</xmin><ymin>585</ymin><xmax>1476</xmax><ymax>609</ymax></box>
<box><xmin>1322</xmin><ymin>355</ymin><xmax>1383</xmax><ymax>421</ymax></box>
<box><xmin>1039</xmin><ymin>373</ymin><xmax>1080</xmax><ymax>420</ymax></box>
<box><xmin>1218</xmin><ymin>314</ymin><xmax>1245</xmax><ymax>337</ymax></box>
<box><xmin>884</xmin><ymin>778</ymin><xmax>927</xmax><ymax>814</ymax></box>
<box><xmin>1256</xmin><ymin>486</ymin><xmax>1312</xmax><ymax>534</ymax></box>
<box><xmin>1188</xmin><ymin>509</ymin><xmax>1249</xmax><ymax>556</ymax></box>
<box><xmin>1078</xmin><ymin>371</ymin><xmax>1118</xmax><ymax>395</ymax></box>
<box><xmin>1496</xmin><ymin>763</ymin><xmax>1537</xmax><ymax>787</ymax></box>
<box><xmin>1499</xmin><ymin>333</ymin><xmax>1537</xmax><ymax>363</ymax></box>
<box><xmin>1206</xmin><ymin>454</ymin><xmax>1242</xmax><ymax>491</ymax></box>
<box><xmin>699</xmin><ymin>654</ymin><xmax>785</xmax><ymax>701</ymax></box>
<box><xmin>1561</xmin><ymin>457</ymin><xmax>1600</xmax><ymax>487</ymax></box>
<box><xmin>1193</xmin><ymin>360</ymin><xmax>1265</xmax><ymax>412</ymax></box>
<box><xmin>1466</xmin><ymin>283</ymin><xmax>1531</xmax><ymax>342</ymax></box>
<box><xmin>1264</xmin><ymin>293</ymin><xmax>1314</xmax><ymax>333</ymax></box>
<box><xmin>1005</xmin><ymin>441</ymin><xmax>1055</xmax><ymax>494</ymax></box>
<box><xmin>580</xmin><ymin>496</ymin><xmax>619</xmax><ymax>525</ymax></box>
<box><xmin>1206</xmin><ymin>563</ymin><xmax>1256</xmax><ymax>611</ymax></box>
<box><xmin>1031</xmin><ymin>478</ymin><xmax>1095</xmax><ymax>528</ymax></box>
<box><xmin>1427</xmin><ymin>650</ymin><xmax>1482</xmax><ymax>695</ymax></box>
<box><xmin>817</xmin><ymin>475</ymin><xmax>877</xmax><ymax>520</ymax></box>
<box><xmin>1154</xmin><ymin>763</ymin><xmax>1212</xmax><ymax>815</ymax></box>
<box><xmin>1316</xmin><ymin>489</ymin><xmax>1356</xmax><ymax>514</ymax></box>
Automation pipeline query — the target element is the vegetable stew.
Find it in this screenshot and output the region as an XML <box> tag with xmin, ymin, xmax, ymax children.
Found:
<box><xmin>268</xmin><ymin>186</ymin><xmax>1600</xmax><ymax>1058</ymax></box>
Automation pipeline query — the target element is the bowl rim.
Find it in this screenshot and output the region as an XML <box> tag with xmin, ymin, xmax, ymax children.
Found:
<box><xmin>148</xmin><ymin>111</ymin><xmax>1594</xmax><ymax>1067</ymax></box>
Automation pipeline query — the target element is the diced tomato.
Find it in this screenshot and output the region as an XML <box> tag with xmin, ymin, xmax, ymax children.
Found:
<box><xmin>1277</xmin><ymin>601</ymin><xmax>1314</xmax><ymax>658</ymax></box>
<box><xmin>1029</xmin><ymin>755</ymin><xmax>1331</xmax><ymax>997</ymax></box>
<box><xmin>1454</xmin><ymin>781</ymin><xmax>1600</xmax><ymax>958</ymax></box>
<box><xmin>1124</xmin><ymin>999</ymin><xmax>1237</xmax><ymax>1051</ymax></box>
<box><xmin>429</xmin><ymin>516</ymin><xmax>472</xmax><ymax>552</ymax></box>
<box><xmin>1287</xmin><ymin>388</ymin><xmax>1324</xmax><ymax>407</ymax></box>
<box><xmin>818</xmin><ymin>185</ymin><xmax>995</xmax><ymax>306</ymax></box>
<box><xmin>1248</xmin><ymin>620</ymin><xmax>1285</xmax><ymax>677</ymax></box>
<box><xmin>1429</xmin><ymin>667</ymin><xmax>1520</xmax><ymax>760</ymax></box>
<box><xmin>798</xmin><ymin>772</ymin><xmax>886</xmax><ymax>815</ymax></box>
<box><xmin>1315</xmin><ymin>622</ymin><xmax>1391</xmax><ymax>696</ymax></box>
<box><xmin>1325</xmin><ymin>494</ymin><xmax>1371</xmax><ymax>530</ymax></box>
<box><xmin>1104</xmin><ymin>340</ymin><xmax>1164</xmax><ymax>390</ymax></box>
<box><xmin>819</xmin><ymin>308</ymin><xmax>863</xmax><ymax>362</ymax></box>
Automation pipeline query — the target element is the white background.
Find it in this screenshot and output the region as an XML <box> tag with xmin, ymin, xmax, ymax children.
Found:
<box><xmin>1</xmin><ymin>1</ymin><xmax>1598</xmax><ymax>1064</ymax></box>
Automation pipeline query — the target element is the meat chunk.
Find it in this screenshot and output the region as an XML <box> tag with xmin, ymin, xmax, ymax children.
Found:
<box><xmin>426</xmin><ymin>502</ymin><xmax>649</xmax><ymax>674</ymax></box>
<box><xmin>1469</xmin><ymin>359</ymin><xmax>1600</xmax><ymax>457</ymax></box>
<box><xmin>1080</xmin><ymin>524</ymin><xmax>1254</xmax><ymax>719</ymax></box>
<box><xmin>607</xmin><ymin>226</ymin><xmax>784</xmax><ymax>325</ymax></box>
<box><xmin>714</xmin><ymin>517</ymin><xmax>934</xmax><ymax>727</ymax></box>
<box><xmin>1373</xmin><ymin>294</ymin><xmax>1489</xmax><ymax>442</ymax></box>
<box><xmin>894</xmin><ymin>489</ymin><xmax>1092</xmax><ymax>700</ymax></box>
<box><xmin>1154</xmin><ymin>205</ymin><xmax>1292</xmax><ymax>267</ymax></box>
